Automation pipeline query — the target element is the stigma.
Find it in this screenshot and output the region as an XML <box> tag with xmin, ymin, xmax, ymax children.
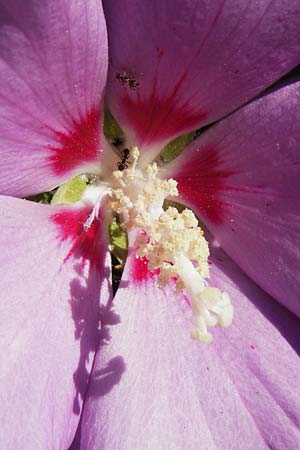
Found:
<box><xmin>109</xmin><ymin>147</ymin><xmax>234</xmax><ymax>343</ymax></box>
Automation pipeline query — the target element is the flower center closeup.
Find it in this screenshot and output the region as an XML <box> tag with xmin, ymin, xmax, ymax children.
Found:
<box><xmin>82</xmin><ymin>147</ymin><xmax>233</xmax><ymax>343</ymax></box>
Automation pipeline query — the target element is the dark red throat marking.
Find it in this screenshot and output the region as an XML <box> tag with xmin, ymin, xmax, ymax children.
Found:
<box><xmin>131</xmin><ymin>256</ymin><xmax>159</xmax><ymax>283</ymax></box>
<box><xmin>174</xmin><ymin>146</ymin><xmax>234</xmax><ymax>225</ymax></box>
<box><xmin>48</xmin><ymin>108</ymin><xmax>101</xmax><ymax>175</ymax></box>
<box><xmin>51</xmin><ymin>207</ymin><xmax>103</xmax><ymax>269</ymax></box>
<box><xmin>121</xmin><ymin>74</ymin><xmax>207</xmax><ymax>146</ymax></box>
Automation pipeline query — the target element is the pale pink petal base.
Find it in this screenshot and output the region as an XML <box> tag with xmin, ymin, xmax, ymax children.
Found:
<box><xmin>0</xmin><ymin>0</ymin><xmax>108</xmax><ymax>197</ymax></box>
<box><xmin>0</xmin><ymin>196</ymin><xmax>111</xmax><ymax>450</ymax></box>
<box><xmin>168</xmin><ymin>80</ymin><xmax>300</xmax><ymax>317</ymax></box>
<box><xmin>71</xmin><ymin>244</ymin><xmax>300</xmax><ymax>450</ymax></box>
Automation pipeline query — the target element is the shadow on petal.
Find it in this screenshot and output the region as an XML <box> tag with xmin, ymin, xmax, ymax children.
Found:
<box><xmin>68</xmin><ymin>246</ymin><xmax>114</xmax><ymax>414</ymax></box>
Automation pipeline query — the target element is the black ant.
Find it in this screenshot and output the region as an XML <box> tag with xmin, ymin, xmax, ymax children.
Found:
<box><xmin>117</xmin><ymin>148</ymin><xmax>130</xmax><ymax>171</ymax></box>
<box><xmin>116</xmin><ymin>72</ymin><xmax>140</xmax><ymax>90</ymax></box>
<box><xmin>128</xmin><ymin>79</ymin><xmax>140</xmax><ymax>90</ymax></box>
<box><xmin>116</xmin><ymin>72</ymin><xmax>130</xmax><ymax>84</ymax></box>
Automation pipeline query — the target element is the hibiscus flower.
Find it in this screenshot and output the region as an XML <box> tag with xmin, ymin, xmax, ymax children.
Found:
<box><xmin>1</xmin><ymin>1</ymin><xmax>300</xmax><ymax>449</ymax></box>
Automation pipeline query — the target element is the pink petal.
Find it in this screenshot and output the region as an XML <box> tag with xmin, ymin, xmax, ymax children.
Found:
<box><xmin>0</xmin><ymin>0</ymin><xmax>107</xmax><ymax>197</ymax></box>
<box><xmin>0</xmin><ymin>196</ymin><xmax>111</xmax><ymax>450</ymax></box>
<box><xmin>70</xmin><ymin>245</ymin><xmax>300</xmax><ymax>450</ymax></box>
<box><xmin>104</xmin><ymin>0</ymin><xmax>300</xmax><ymax>156</ymax></box>
<box><xmin>169</xmin><ymin>80</ymin><xmax>300</xmax><ymax>317</ymax></box>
